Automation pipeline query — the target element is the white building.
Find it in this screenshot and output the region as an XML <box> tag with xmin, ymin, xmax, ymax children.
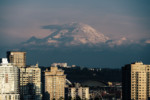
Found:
<box><xmin>51</xmin><ymin>63</ymin><xmax>68</xmax><ymax>68</ymax></box>
<box><xmin>0</xmin><ymin>58</ymin><xmax>20</xmax><ymax>100</ymax></box>
<box><xmin>69</xmin><ymin>83</ymin><xmax>89</xmax><ymax>100</ymax></box>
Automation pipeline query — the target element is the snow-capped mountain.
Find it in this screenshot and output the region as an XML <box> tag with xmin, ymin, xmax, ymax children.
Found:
<box><xmin>23</xmin><ymin>23</ymin><xmax>109</xmax><ymax>47</ymax></box>
<box><xmin>15</xmin><ymin>23</ymin><xmax>150</xmax><ymax>67</ymax></box>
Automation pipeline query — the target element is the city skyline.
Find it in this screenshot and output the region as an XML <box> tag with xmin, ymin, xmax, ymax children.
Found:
<box><xmin>0</xmin><ymin>52</ymin><xmax>121</xmax><ymax>100</ymax></box>
<box><xmin>0</xmin><ymin>0</ymin><xmax>150</xmax><ymax>68</ymax></box>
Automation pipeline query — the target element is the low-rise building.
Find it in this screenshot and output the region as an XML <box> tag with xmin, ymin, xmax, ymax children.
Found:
<box><xmin>68</xmin><ymin>83</ymin><xmax>89</xmax><ymax>100</ymax></box>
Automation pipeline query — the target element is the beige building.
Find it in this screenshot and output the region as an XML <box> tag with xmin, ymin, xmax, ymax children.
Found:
<box><xmin>7</xmin><ymin>51</ymin><xmax>42</xmax><ymax>100</ymax></box>
<box><xmin>122</xmin><ymin>62</ymin><xmax>150</xmax><ymax>100</ymax></box>
<box><xmin>7</xmin><ymin>51</ymin><xmax>26</xmax><ymax>68</ymax></box>
<box><xmin>0</xmin><ymin>58</ymin><xmax>20</xmax><ymax>100</ymax></box>
<box><xmin>45</xmin><ymin>67</ymin><xmax>66</xmax><ymax>100</ymax></box>
<box><xmin>68</xmin><ymin>83</ymin><xmax>89</xmax><ymax>100</ymax></box>
<box><xmin>20</xmin><ymin>64</ymin><xmax>42</xmax><ymax>100</ymax></box>
<box><xmin>0</xmin><ymin>94</ymin><xmax>20</xmax><ymax>100</ymax></box>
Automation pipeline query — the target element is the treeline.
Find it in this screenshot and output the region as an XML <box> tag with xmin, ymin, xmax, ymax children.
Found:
<box><xmin>39</xmin><ymin>66</ymin><xmax>122</xmax><ymax>84</ymax></box>
<box><xmin>61</xmin><ymin>67</ymin><xmax>122</xmax><ymax>83</ymax></box>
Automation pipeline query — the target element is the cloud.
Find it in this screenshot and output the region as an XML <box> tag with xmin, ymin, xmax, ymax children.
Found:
<box><xmin>115</xmin><ymin>37</ymin><xmax>127</xmax><ymax>45</ymax></box>
<box><xmin>23</xmin><ymin>23</ymin><xmax>149</xmax><ymax>48</ymax></box>
<box><xmin>0</xmin><ymin>0</ymin><xmax>149</xmax><ymax>46</ymax></box>
<box><xmin>145</xmin><ymin>39</ymin><xmax>150</xmax><ymax>44</ymax></box>
<box><xmin>107</xmin><ymin>37</ymin><xmax>128</xmax><ymax>47</ymax></box>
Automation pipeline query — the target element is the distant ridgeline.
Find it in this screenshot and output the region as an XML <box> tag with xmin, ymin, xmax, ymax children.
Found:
<box><xmin>64</xmin><ymin>67</ymin><xmax>121</xmax><ymax>83</ymax></box>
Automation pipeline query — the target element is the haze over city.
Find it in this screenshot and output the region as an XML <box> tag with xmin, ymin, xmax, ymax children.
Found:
<box><xmin>0</xmin><ymin>0</ymin><xmax>150</xmax><ymax>68</ymax></box>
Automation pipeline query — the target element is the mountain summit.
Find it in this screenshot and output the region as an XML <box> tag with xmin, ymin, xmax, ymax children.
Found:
<box><xmin>23</xmin><ymin>23</ymin><xmax>109</xmax><ymax>47</ymax></box>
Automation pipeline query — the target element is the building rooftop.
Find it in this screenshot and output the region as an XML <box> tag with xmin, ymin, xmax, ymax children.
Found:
<box><xmin>133</xmin><ymin>62</ymin><xmax>143</xmax><ymax>65</ymax></box>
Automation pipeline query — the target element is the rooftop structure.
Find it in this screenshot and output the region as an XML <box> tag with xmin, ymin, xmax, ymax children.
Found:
<box><xmin>7</xmin><ymin>51</ymin><xmax>26</xmax><ymax>68</ymax></box>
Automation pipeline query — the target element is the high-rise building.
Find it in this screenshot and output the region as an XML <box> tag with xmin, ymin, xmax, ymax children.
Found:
<box><xmin>122</xmin><ymin>62</ymin><xmax>150</xmax><ymax>100</ymax></box>
<box><xmin>45</xmin><ymin>67</ymin><xmax>66</xmax><ymax>100</ymax></box>
<box><xmin>20</xmin><ymin>64</ymin><xmax>42</xmax><ymax>100</ymax></box>
<box><xmin>7</xmin><ymin>51</ymin><xmax>42</xmax><ymax>100</ymax></box>
<box><xmin>7</xmin><ymin>51</ymin><xmax>26</xmax><ymax>68</ymax></box>
<box><xmin>68</xmin><ymin>83</ymin><xmax>89</xmax><ymax>100</ymax></box>
<box><xmin>0</xmin><ymin>58</ymin><xmax>20</xmax><ymax>100</ymax></box>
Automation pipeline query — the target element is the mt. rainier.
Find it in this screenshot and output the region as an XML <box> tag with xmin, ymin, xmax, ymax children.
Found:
<box><xmin>18</xmin><ymin>23</ymin><xmax>150</xmax><ymax>67</ymax></box>
<box><xmin>23</xmin><ymin>23</ymin><xmax>109</xmax><ymax>47</ymax></box>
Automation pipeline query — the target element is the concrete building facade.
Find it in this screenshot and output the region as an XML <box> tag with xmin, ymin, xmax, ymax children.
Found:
<box><xmin>51</xmin><ymin>63</ymin><xmax>68</xmax><ymax>68</ymax></box>
<box><xmin>122</xmin><ymin>62</ymin><xmax>150</xmax><ymax>100</ymax></box>
<box><xmin>7</xmin><ymin>51</ymin><xmax>42</xmax><ymax>100</ymax></box>
<box><xmin>20</xmin><ymin>64</ymin><xmax>42</xmax><ymax>100</ymax></box>
<box><xmin>7</xmin><ymin>51</ymin><xmax>26</xmax><ymax>68</ymax></box>
<box><xmin>45</xmin><ymin>67</ymin><xmax>66</xmax><ymax>100</ymax></box>
<box><xmin>0</xmin><ymin>58</ymin><xmax>20</xmax><ymax>100</ymax></box>
<box><xmin>68</xmin><ymin>83</ymin><xmax>89</xmax><ymax>100</ymax></box>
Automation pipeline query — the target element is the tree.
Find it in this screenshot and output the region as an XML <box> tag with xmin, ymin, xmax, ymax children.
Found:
<box><xmin>68</xmin><ymin>96</ymin><xmax>72</xmax><ymax>100</ymax></box>
<box><xmin>59</xmin><ymin>97</ymin><xmax>64</xmax><ymax>100</ymax></box>
<box><xmin>76</xmin><ymin>96</ymin><xmax>81</xmax><ymax>100</ymax></box>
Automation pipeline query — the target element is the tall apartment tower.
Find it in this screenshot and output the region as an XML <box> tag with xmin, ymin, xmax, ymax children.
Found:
<box><xmin>0</xmin><ymin>58</ymin><xmax>20</xmax><ymax>100</ymax></box>
<box><xmin>20</xmin><ymin>64</ymin><xmax>42</xmax><ymax>100</ymax></box>
<box><xmin>7</xmin><ymin>51</ymin><xmax>26</xmax><ymax>68</ymax></box>
<box><xmin>6</xmin><ymin>51</ymin><xmax>42</xmax><ymax>100</ymax></box>
<box><xmin>122</xmin><ymin>62</ymin><xmax>150</xmax><ymax>100</ymax></box>
<box><xmin>45</xmin><ymin>67</ymin><xmax>66</xmax><ymax>100</ymax></box>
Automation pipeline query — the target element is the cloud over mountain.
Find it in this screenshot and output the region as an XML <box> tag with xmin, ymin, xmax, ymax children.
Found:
<box><xmin>23</xmin><ymin>23</ymin><xmax>109</xmax><ymax>47</ymax></box>
<box><xmin>1</xmin><ymin>23</ymin><xmax>150</xmax><ymax>68</ymax></box>
<box><xmin>22</xmin><ymin>22</ymin><xmax>149</xmax><ymax>49</ymax></box>
<box><xmin>145</xmin><ymin>39</ymin><xmax>150</xmax><ymax>44</ymax></box>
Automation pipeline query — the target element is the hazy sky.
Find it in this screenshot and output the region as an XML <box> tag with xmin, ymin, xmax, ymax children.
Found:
<box><xmin>0</xmin><ymin>0</ymin><xmax>150</xmax><ymax>44</ymax></box>
<box><xmin>0</xmin><ymin>0</ymin><xmax>150</xmax><ymax>67</ymax></box>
